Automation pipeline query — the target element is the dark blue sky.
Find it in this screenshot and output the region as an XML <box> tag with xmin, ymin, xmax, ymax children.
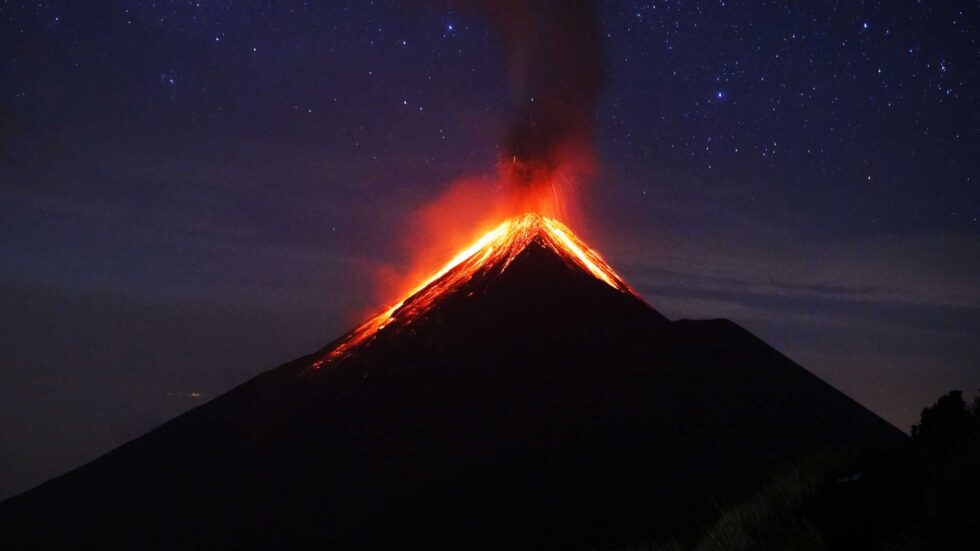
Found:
<box><xmin>2</xmin><ymin>1</ymin><xmax>978</xmax><ymax>500</ymax></box>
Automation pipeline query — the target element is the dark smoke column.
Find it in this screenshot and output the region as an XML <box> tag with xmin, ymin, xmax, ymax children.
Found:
<box><xmin>468</xmin><ymin>0</ymin><xmax>605</xmax><ymax>198</ymax></box>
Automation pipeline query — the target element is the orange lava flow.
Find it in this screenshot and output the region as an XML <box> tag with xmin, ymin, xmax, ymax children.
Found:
<box><xmin>312</xmin><ymin>213</ymin><xmax>636</xmax><ymax>368</ymax></box>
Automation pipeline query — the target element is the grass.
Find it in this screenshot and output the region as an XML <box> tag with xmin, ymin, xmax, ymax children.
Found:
<box><xmin>628</xmin><ymin>452</ymin><xmax>857</xmax><ymax>551</ymax></box>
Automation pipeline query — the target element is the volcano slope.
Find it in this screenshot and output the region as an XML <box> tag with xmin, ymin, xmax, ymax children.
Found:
<box><xmin>0</xmin><ymin>215</ymin><xmax>906</xmax><ymax>549</ymax></box>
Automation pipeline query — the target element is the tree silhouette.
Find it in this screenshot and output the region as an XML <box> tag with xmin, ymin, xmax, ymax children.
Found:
<box><xmin>911</xmin><ymin>390</ymin><xmax>972</xmax><ymax>454</ymax></box>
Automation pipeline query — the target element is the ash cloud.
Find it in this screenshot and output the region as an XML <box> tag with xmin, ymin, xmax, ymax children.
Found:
<box><xmin>460</xmin><ymin>0</ymin><xmax>606</xmax><ymax>187</ymax></box>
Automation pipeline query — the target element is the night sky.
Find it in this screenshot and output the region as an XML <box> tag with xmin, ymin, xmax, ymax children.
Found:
<box><xmin>2</xmin><ymin>1</ymin><xmax>979</xmax><ymax>500</ymax></box>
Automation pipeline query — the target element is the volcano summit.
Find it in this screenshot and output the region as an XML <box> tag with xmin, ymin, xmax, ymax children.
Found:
<box><xmin>313</xmin><ymin>213</ymin><xmax>640</xmax><ymax>367</ymax></box>
<box><xmin>0</xmin><ymin>214</ymin><xmax>904</xmax><ymax>549</ymax></box>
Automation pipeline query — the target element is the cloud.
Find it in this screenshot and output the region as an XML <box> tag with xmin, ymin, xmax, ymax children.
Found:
<box><xmin>619</xmin><ymin>230</ymin><xmax>980</xmax><ymax>312</ymax></box>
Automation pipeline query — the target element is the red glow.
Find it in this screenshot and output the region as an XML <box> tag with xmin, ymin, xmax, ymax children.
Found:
<box><xmin>314</xmin><ymin>142</ymin><xmax>614</xmax><ymax>368</ymax></box>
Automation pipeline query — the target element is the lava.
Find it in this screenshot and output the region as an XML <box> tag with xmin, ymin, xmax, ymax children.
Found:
<box><xmin>313</xmin><ymin>213</ymin><xmax>636</xmax><ymax>368</ymax></box>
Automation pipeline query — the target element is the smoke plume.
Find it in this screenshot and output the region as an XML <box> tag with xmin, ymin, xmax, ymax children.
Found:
<box><xmin>460</xmin><ymin>0</ymin><xmax>605</xmax><ymax>191</ymax></box>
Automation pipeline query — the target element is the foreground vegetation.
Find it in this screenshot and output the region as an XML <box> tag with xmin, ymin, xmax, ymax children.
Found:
<box><xmin>629</xmin><ymin>389</ymin><xmax>980</xmax><ymax>550</ymax></box>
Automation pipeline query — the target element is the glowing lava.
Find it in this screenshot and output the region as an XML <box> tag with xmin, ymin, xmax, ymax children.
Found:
<box><xmin>313</xmin><ymin>213</ymin><xmax>636</xmax><ymax>368</ymax></box>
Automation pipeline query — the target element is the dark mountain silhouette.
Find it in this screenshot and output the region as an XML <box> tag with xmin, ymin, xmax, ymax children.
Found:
<box><xmin>0</xmin><ymin>215</ymin><xmax>905</xmax><ymax>549</ymax></box>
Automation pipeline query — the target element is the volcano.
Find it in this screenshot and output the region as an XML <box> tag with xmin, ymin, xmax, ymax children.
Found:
<box><xmin>0</xmin><ymin>214</ymin><xmax>904</xmax><ymax>549</ymax></box>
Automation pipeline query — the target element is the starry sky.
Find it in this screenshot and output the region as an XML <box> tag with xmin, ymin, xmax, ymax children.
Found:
<box><xmin>1</xmin><ymin>1</ymin><xmax>979</xmax><ymax>500</ymax></box>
